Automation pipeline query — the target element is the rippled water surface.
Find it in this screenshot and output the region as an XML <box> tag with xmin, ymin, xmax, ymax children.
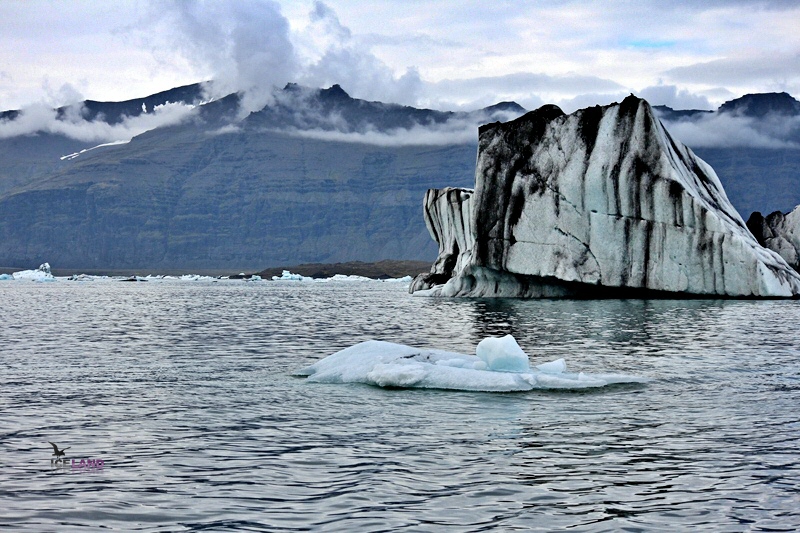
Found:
<box><xmin>1</xmin><ymin>280</ymin><xmax>799</xmax><ymax>531</ymax></box>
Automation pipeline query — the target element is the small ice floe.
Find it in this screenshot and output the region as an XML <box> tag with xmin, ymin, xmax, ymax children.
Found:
<box><xmin>11</xmin><ymin>263</ymin><xmax>56</xmax><ymax>282</ymax></box>
<box><xmin>296</xmin><ymin>334</ymin><xmax>650</xmax><ymax>392</ymax></box>
<box><xmin>383</xmin><ymin>275</ymin><xmax>413</xmax><ymax>283</ymax></box>
<box><xmin>315</xmin><ymin>274</ymin><xmax>372</xmax><ymax>282</ymax></box>
<box><xmin>179</xmin><ymin>274</ymin><xmax>214</xmax><ymax>281</ymax></box>
<box><xmin>271</xmin><ymin>271</ymin><xmax>413</xmax><ymax>283</ymax></box>
<box><xmin>67</xmin><ymin>274</ymin><xmax>96</xmax><ymax>282</ymax></box>
<box><xmin>272</xmin><ymin>270</ymin><xmax>312</xmax><ymax>281</ymax></box>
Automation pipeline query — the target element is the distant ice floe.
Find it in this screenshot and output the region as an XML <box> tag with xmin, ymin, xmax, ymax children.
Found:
<box><xmin>8</xmin><ymin>263</ymin><xmax>56</xmax><ymax>282</ymax></box>
<box><xmin>1</xmin><ymin>265</ymin><xmax>411</xmax><ymax>284</ymax></box>
<box><xmin>272</xmin><ymin>270</ymin><xmax>412</xmax><ymax>283</ymax></box>
<box><xmin>297</xmin><ymin>335</ymin><xmax>651</xmax><ymax>392</ymax></box>
<box><xmin>272</xmin><ymin>270</ymin><xmax>311</xmax><ymax>281</ymax></box>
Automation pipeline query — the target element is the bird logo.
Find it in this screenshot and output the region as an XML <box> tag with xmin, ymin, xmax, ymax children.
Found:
<box><xmin>48</xmin><ymin>442</ymin><xmax>70</xmax><ymax>462</ymax></box>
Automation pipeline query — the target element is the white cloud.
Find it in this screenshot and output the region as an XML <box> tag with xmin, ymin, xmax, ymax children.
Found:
<box><xmin>148</xmin><ymin>0</ymin><xmax>297</xmax><ymax>115</ymax></box>
<box><xmin>291</xmin><ymin>2</ymin><xmax>424</xmax><ymax>106</ymax></box>
<box><xmin>0</xmin><ymin>101</ymin><xmax>197</xmax><ymax>142</ymax></box>
<box><xmin>662</xmin><ymin>113</ymin><xmax>800</xmax><ymax>149</ymax></box>
<box><xmin>664</xmin><ymin>53</ymin><xmax>800</xmax><ymax>96</ymax></box>
<box><xmin>278</xmin><ymin>122</ymin><xmax>477</xmax><ymax>147</ymax></box>
<box><xmin>264</xmin><ymin>95</ymin><xmax>525</xmax><ymax>147</ymax></box>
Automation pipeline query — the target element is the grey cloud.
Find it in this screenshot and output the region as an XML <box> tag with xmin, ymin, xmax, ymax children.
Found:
<box><xmin>658</xmin><ymin>0</ymin><xmax>800</xmax><ymax>9</ymax></box>
<box><xmin>664</xmin><ymin>53</ymin><xmax>800</xmax><ymax>88</ymax></box>
<box><xmin>149</xmin><ymin>1</ymin><xmax>426</xmax><ymax>110</ymax></box>
<box><xmin>698</xmin><ymin>87</ymin><xmax>738</xmax><ymax>102</ymax></box>
<box><xmin>554</xmin><ymin>92</ymin><xmax>629</xmax><ymax>114</ymax></box>
<box><xmin>430</xmin><ymin>72</ymin><xmax>624</xmax><ymax>98</ymax></box>
<box><xmin>359</xmin><ymin>32</ymin><xmax>464</xmax><ymax>50</ymax></box>
<box><xmin>310</xmin><ymin>1</ymin><xmax>351</xmax><ymax>40</ymax></box>
<box><xmin>152</xmin><ymin>0</ymin><xmax>297</xmax><ymax>114</ymax></box>
<box><xmin>42</xmin><ymin>80</ymin><xmax>85</xmax><ymax>107</ymax></box>
<box><xmin>420</xmin><ymin>73</ymin><xmax>623</xmax><ymax>112</ymax></box>
<box><xmin>295</xmin><ymin>2</ymin><xmax>424</xmax><ymax>106</ymax></box>
<box><xmin>638</xmin><ymin>85</ymin><xmax>713</xmax><ymax>110</ymax></box>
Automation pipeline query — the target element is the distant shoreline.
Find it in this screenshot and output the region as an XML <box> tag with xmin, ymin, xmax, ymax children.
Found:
<box><xmin>0</xmin><ymin>259</ymin><xmax>432</xmax><ymax>280</ymax></box>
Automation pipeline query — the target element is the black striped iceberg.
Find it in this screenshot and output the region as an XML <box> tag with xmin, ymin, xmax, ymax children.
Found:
<box><xmin>411</xmin><ymin>96</ymin><xmax>800</xmax><ymax>298</ymax></box>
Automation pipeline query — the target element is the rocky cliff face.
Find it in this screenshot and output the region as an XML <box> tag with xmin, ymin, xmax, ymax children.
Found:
<box><xmin>412</xmin><ymin>96</ymin><xmax>800</xmax><ymax>298</ymax></box>
<box><xmin>747</xmin><ymin>207</ymin><xmax>800</xmax><ymax>272</ymax></box>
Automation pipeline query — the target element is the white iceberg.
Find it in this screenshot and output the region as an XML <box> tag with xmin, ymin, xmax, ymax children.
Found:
<box><xmin>178</xmin><ymin>274</ymin><xmax>217</xmax><ymax>281</ymax></box>
<box><xmin>296</xmin><ymin>335</ymin><xmax>650</xmax><ymax>392</ymax></box>
<box><xmin>383</xmin><ymin>275</ymin><xmax>413</xmax><ymax>283</ymax></box>
<box><xmin>12</xmin><ymin>263</ymin><xmax>56</xmax><ymax>282</ymax></box>
<box><xmin>272</xmin><ymin>270</ymin><xmax>312</xmax><ymax>281</ymax></box>
<box><xmin>330</xmin><ymin>274</ymin><xmax>371</xmax><ymax>281</ymax></box>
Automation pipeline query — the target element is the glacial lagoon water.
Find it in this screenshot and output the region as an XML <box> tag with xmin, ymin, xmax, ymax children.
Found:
<box><xmin>1</xmin><ymin>279</ymin><xmax>799</xmax><ymax>531</ymax></box>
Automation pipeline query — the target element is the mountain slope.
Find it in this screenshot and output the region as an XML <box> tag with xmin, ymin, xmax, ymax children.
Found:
<box><xmin>0</xmin><ymin>114</ymin><xmax>479</xmax><ymax>270</ymax></box>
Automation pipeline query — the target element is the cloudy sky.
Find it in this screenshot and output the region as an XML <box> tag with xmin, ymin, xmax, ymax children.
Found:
<box><xmin>1</xmin><ymin>0</ymin><xmax>798</xmax><ymax>113</ymax></box>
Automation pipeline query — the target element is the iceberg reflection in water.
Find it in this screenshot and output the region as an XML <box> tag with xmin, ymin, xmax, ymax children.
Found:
<box><xmin>298</xmin><ymin>334</ymin><xmax>650</xmax><ymax>391</ymax></box>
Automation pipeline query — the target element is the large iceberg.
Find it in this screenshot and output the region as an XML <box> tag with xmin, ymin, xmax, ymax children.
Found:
<box><xmin>411</xmin><ymin>96</ymin><xmax>800</xmax><ymax>298</ymax></box>
<box><xmin>296</xmin><ymin>335</ymin><xmax>649</xmax><ymax>392</ymax></box>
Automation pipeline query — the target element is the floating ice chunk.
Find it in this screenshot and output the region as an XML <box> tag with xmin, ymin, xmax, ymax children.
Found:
<box><xmin>297</xmin><ymin>336</ymin><xmax>650</xmax><ymax>392</ymax></box>
<box><xmin>268</xmin><ymin>272</ymin><xmax>413</xmax><ymax>283</ymax></box>
<box><xmin>0</xmin><ymin>273</ymin><xmax>12</xmax><ymax>280</ymax></box>
<box><xmin>67</xmin><ymin>274</ymin><xmax>95</xmax><ymax>281</ymax></box>
<box><xmin>318</xmin><ymin>274</ymin><xmax>372</xmax><ymax>282</ymax></box>
<box><xmin>12</xmin><ymin>263</ymin><xmax>56</xmax><ymax>282</ymax></box>
<box><xmin>476</xmin><ymin>335</ymin><xmax>531</xmax><ymax>372</ymax></box>
<box><xmin>272</xmin><ymin>270</ymin><xmax>312</xmax><ymax>281</ymax></box>
<box><xmin>536</xmin><ymin>358</ymin><xmax>567</xmax><ymax>374</ymax></box>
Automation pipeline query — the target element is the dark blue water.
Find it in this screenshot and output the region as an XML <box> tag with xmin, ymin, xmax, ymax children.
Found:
<box><xmin>1</xmin><ymin>280</ymin><xmax>799</xmax><ymax>531</ymax></box>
